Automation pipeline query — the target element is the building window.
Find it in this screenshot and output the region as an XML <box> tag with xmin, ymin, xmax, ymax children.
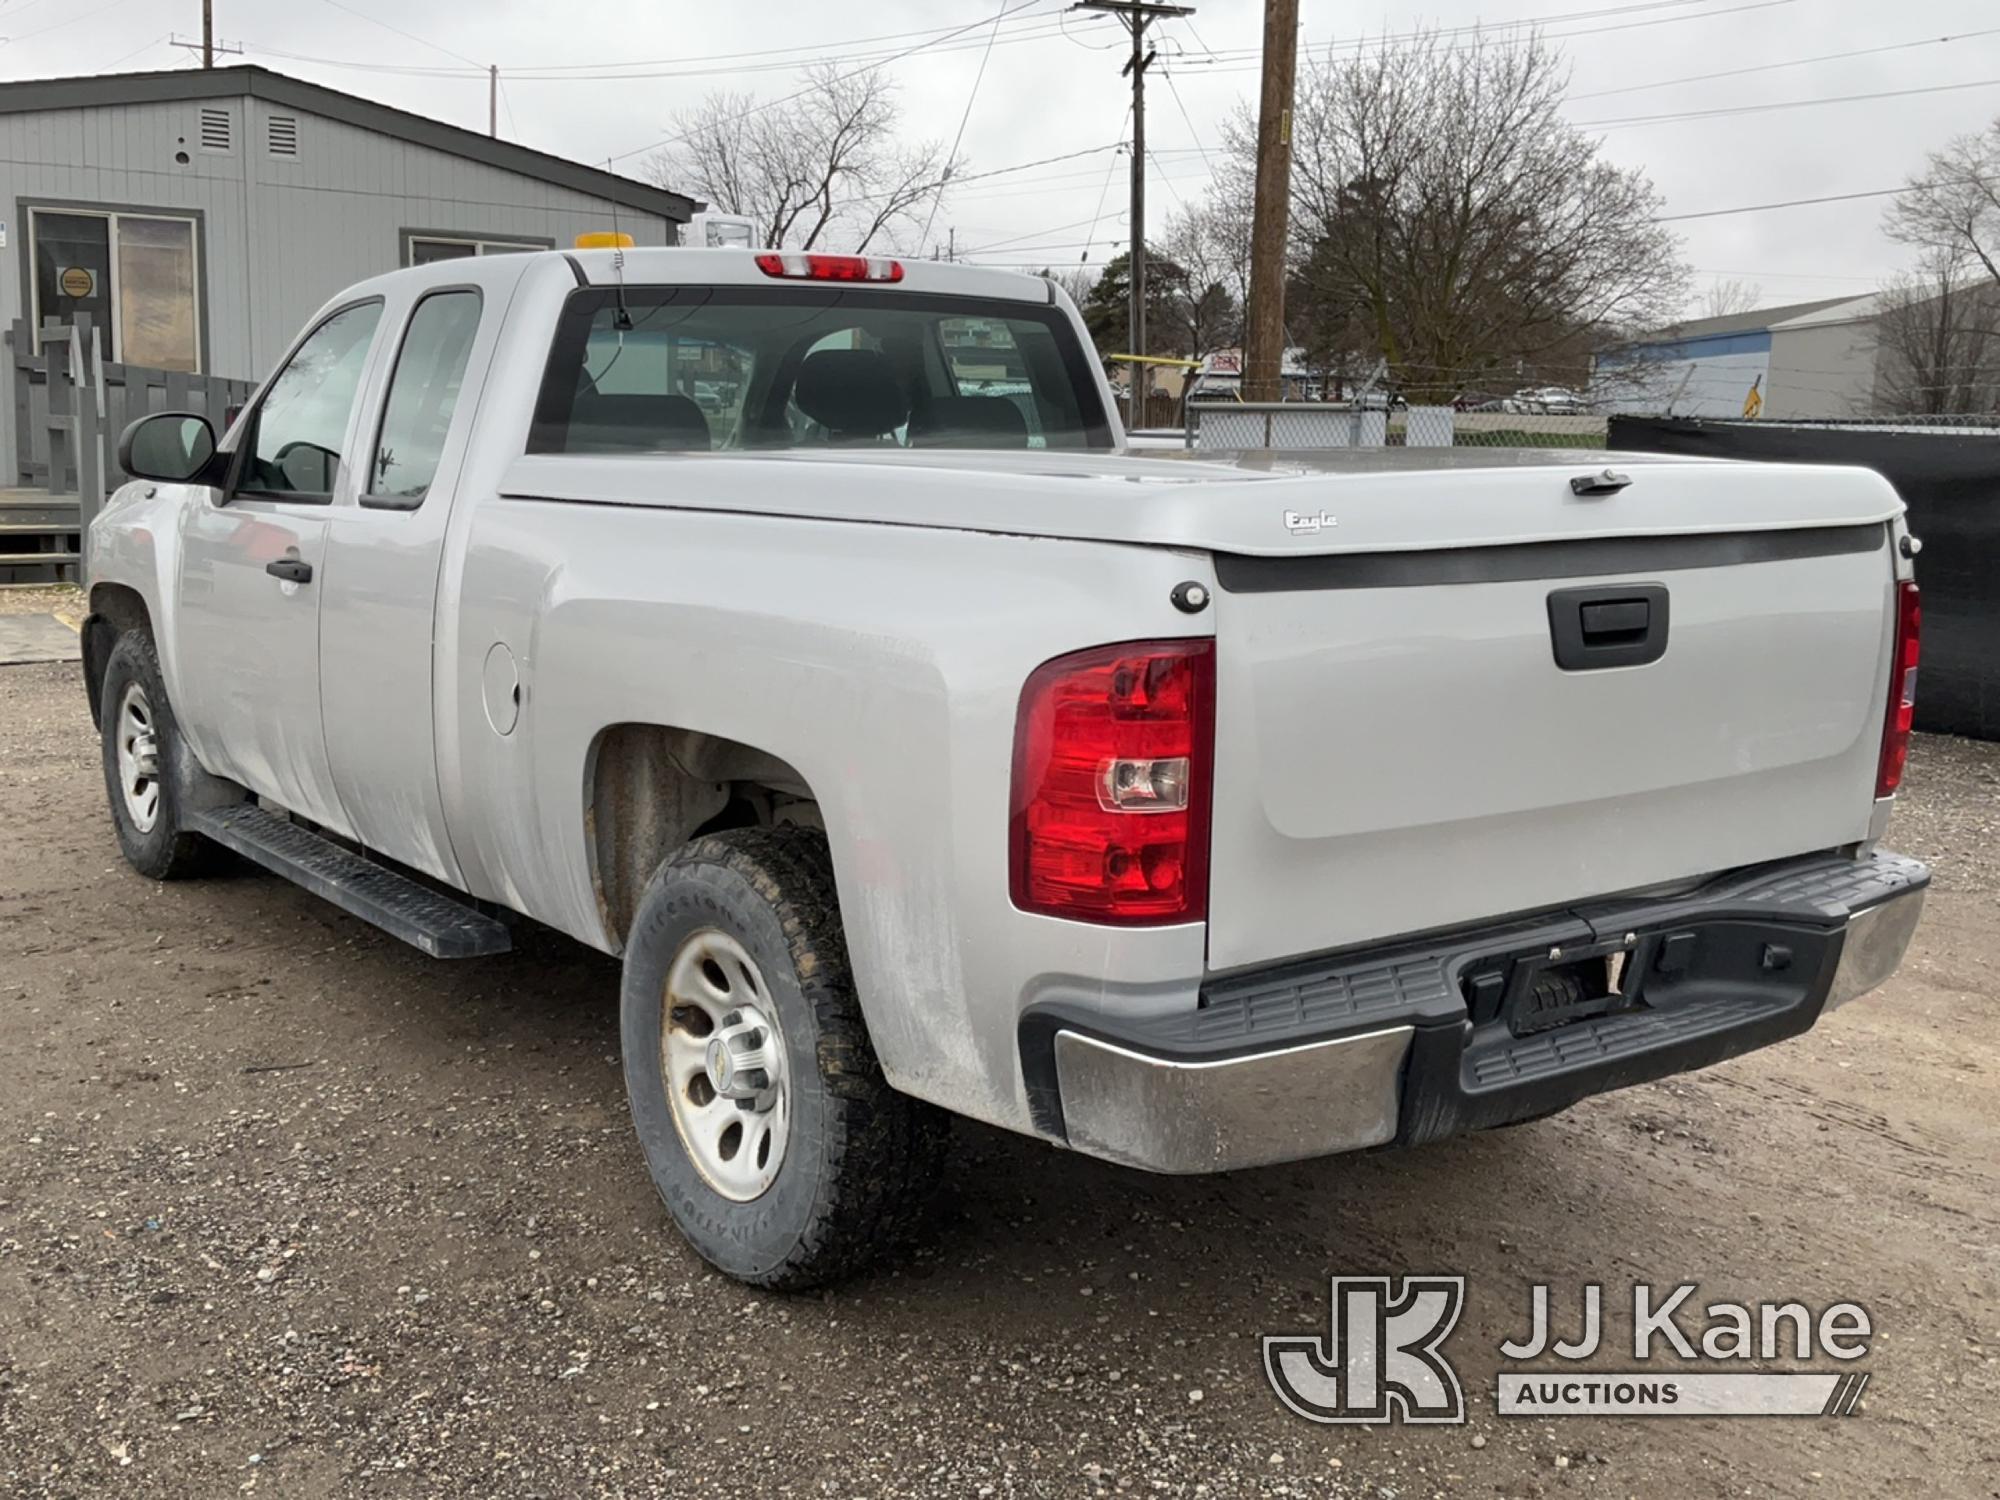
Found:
<box><xmin>404</xmin><ymin>234</ymin><xmax>546</xmax><ymax>266</ymax></box>
<box><xmin>29</xmin><ymin>207</ymin><xmax>202</xmax><ymax>372</ymax></box>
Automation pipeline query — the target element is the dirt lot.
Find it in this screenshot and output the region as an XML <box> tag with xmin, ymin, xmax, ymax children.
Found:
<box><xmin>1</xmin><ymin>656</ymin><xmax>1995</xmax><ymax>1499</ymax></box>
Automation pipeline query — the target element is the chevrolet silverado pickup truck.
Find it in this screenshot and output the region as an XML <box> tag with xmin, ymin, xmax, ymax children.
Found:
<box><xmin>85</xmin><ymin>246</ymin><xmax>1928</xmax><ymax>1288</ymax></box>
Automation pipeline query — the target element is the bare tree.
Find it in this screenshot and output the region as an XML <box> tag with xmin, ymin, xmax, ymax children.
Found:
<box><xmin>1227</xmin><ymin>30</ymin><xmax>1688</xmax><ymax>403</ymax></box>
<box><xmin>1873</xmin><ymin>245</ymin><xmax>2000</xmax><ymax>415</ymax></box>
<box><xmin>647</xmin><ymin>64</ymin><xmax>960</xmax><ymax>254</ymax></box>
<box><xmin>1699</xmin><ymin>278</ymin><xmax>1763</xmax><ymax>320</ymax></box>
<box><xmin>1156</xmin><ymin>205</ymin><xmax>1246</xmax><ymax>359</ymax></box>
<box><xmin>1885</xmin><ymin>122</ymin><xmax>2000</xmax><ymax>286</ymax></box>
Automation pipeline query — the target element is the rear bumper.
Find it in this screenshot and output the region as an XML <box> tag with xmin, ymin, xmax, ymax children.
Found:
<box><xmin>1025</xmin><ymin>850</ymin><xmax>1927</xmax><ymax>1174</ymax></box>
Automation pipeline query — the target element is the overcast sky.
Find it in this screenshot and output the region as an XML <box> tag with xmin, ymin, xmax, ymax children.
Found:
<box><xmin>7</xmin><ymin>0</ymin><xmax>1999</xmax><ymax>312</ymax></box>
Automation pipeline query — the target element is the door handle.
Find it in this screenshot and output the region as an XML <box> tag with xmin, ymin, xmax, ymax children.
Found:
<box><xmin>265</xmin><ymin>558</ymin><xmax>314</xmax><ymax>584</ymax></box>
<box><xmin>1547</xmin><ymin>583</ymin><xmax>1669</xmax><ymax>670</ymax></box>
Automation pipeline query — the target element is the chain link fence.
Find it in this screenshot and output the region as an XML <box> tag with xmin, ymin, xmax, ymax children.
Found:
<box><xmin>1183</xmin><ymin>402</ymin><xmax>1607</xmax><ymax>450</ymax></box>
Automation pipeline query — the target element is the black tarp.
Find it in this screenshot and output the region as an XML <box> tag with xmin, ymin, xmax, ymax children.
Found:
<box><xmin>1610</xmin><ymin>416</ymin><xmax>2000</xmax><ymax>742</ymax></box>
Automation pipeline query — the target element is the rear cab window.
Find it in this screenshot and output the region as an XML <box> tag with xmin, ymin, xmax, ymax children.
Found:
<box><xmin>528</xmin><ymin>287</ymin><xmax>1112</xmax><ymax>456</ymax></box>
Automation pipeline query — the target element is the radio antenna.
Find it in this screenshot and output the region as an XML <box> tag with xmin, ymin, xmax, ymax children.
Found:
<box><xmin>606</xmin><ymin>159</ymin><xmax>633</xmax><ymax>330</ymax></box>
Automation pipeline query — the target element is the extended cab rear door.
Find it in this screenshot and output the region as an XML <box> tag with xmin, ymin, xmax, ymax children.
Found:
<box><xmin>315</xmin><ymin>259</ymin><xmax>516</xmax><ymax>885</ymax></box>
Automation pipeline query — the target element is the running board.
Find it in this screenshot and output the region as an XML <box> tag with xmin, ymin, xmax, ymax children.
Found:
<box><xmin>189</xmin><ymin>804</ymin><xmax>513</xmax><ymax>959</ymax></box>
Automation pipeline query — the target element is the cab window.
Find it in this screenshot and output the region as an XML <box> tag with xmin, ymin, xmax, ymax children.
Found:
<box><xmin>529</xmin><ymin>288</ymin><xmax>1111</xmax><ymax>455</ymax></box>
<box><xmin>237</xmin><ymin>301</ymin><xmax>383</xmax><ymax>500</ymax></box>
<box><xmin>365</xmin><ymin>290</ymin><xmax>483</xmax><ymax>509</ymax></box>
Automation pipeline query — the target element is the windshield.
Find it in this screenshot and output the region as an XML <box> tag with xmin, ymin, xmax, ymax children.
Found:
<box><xmin>528</xmin><ymin>286</ymin><xmax>1112</xmax><ymax>455</ymax></box>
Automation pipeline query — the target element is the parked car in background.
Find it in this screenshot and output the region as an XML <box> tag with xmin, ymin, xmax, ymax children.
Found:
<box><xmin>1517</xmin><ymin>385</ymin><xmax>1592</xmax><ymax>414</ymax></box>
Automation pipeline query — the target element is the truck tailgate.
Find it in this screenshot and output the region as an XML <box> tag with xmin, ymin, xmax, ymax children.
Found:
<box><xmin>1205</xmin><ymin>522</ymin><xmax>1897</xmax><ymax>972</ymax></box>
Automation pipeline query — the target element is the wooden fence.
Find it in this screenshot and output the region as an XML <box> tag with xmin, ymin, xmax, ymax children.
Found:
<box><xmin>6</xmin><ymin>314</ymin><xmax>255</xmax><ymax>581</ymax></box>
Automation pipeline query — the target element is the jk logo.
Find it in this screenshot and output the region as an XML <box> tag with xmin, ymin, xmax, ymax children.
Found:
<box><xmin>1263</xmin><ymin>1277</ymin><xmax>1467</xmax><ymax>1425</ymax></box>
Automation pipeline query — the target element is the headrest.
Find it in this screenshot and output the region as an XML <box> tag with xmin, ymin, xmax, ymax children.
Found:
<box><xmin>910</xmin><ymin>395</ymin><xmax>1030</xmax><ymax>449</ymax></box>
<box><xmin>568</xmin><ymin>391</ymin><xmax>710</xmax><ymax>453</ymax></box>
<box><xmin>794</xmin><ymin>349</ymin><xmax>909</xmax><ymax>438</ymax></box>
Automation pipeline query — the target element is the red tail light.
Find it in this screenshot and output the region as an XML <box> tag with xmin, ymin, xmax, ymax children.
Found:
<box><xmin>1010</xmin><ymin>640</ymin><xmax>1215</xmax><ymax>925</ymax></box>
<box><xmin>1875</xmin><ymin>580</ymin><xmax>1920</xmax><ymax>797</ymax></box>
<box><xmin>753</xmin><ymin>252</ymin><xmax>904</xmax><ymax>283</ymax></box>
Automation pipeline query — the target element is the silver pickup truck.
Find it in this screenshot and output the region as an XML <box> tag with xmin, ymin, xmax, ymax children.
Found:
<box><xmin>86</xmin><ymin>247</ymin><xmax>1928</xmax><ymax>1288</ymax></box>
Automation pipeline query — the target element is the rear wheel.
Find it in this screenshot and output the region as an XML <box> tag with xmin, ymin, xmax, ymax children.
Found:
<box><xmin>619</xmin><ymin>827</ymin><xmax>948</xmax><ymax>1289</ymax></box>
<box><xmin>98</xmin><ymin>630</ymin><xmax>213</xmax><ymax>880</ymax></box>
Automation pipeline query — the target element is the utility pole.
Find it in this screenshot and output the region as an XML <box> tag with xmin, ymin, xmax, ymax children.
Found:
<box><xmin>170</xmin><ymin>29</ymin><xmax>242</xmax><ymax>64</ymax></box>
<box><xmin>1074</xmin><ymin>1</ymin><xmax>1193</xmax><ymax>428</ymax></box>
<box><xmin>1243</xmin><ymin>0</ymin><xmax>1298</xmax><ymax>403</ymax></box>
<box><xmin>202</xmin><ymin>0</ymin><xmax>214</xmax><ymax>68</ymax></box>
<box><xmin>489</xmin><ymin>65</ymin><xmax>498</xmax><ymax>137</ymax></box>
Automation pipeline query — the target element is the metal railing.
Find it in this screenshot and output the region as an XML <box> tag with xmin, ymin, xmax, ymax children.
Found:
<box><xmin>7</xmin><ymin>314</ymin><xmax>255</xmax><ymax>580</ymax></box>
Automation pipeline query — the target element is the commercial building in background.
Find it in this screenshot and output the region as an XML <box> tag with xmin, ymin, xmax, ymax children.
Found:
<box><xmin>0</xmin><ymin>64</ymin><xmax>695</xmax><ymax>481</ymax></box>
<box><xmin>1591</xmin><ymin>295</ymin><xmax>1884</xmax><ymax>421</ymax></box>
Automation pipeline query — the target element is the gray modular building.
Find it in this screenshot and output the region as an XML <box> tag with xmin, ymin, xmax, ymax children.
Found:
<box><xmin>0</xmin><ymin>64</ymin><xmax>695</xmax><ymax>480</ymax></box>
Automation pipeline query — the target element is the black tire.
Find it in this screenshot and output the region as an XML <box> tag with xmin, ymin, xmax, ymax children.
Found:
<box><xmin>98</xmin><ymin>629</ymin><xmax>214</xmax><ymax>881</ymax></box>
<box><xmin>620</xmin><ymin>827</ymin><xmax>948</xmax><ymax>1289</ymax></box>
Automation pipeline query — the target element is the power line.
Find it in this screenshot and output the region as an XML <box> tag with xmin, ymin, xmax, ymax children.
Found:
<box><xmin>1158</xmin><ymin>53</ymin><xmax>1216</xmax><ymax>176</ymax></box>
<box><xmin>4</xmin><ymin>0</ymin><xmax>143</xmax><ymax>44</ymax></box>
<box><xmin>961</xmin><ymin>211</ymin><xmax>1128</xmax><ymax>255</ymax></box>
<box><xmin>245</xmin><ymin>8</ymin><xmax>1104</xmax><ymax>83</ymax></box>
<box><xmin>1077</xmin><ymin>111</ymin><xmax>1132</xmax><ymax>263</ymax></box>
<box><xmin>525</xmin><ymin>7</ymin><xmax>1084</xmax><ymax>72</ymax></box>
<box><xmin>1159</xmin><ymin>0</ymin><xmax>1799</xmax><ymax>74</ymax></box>
<box><xmin>841</xmin><ymin>141</ymin><xmax>1130</xmax><ymax>207</ymax></box>
<box><xmin>498</xmin><ymin>75</ymin><xmax>521</xmax><ymax>141</ymax></box>
<box><xmin>105</xmin><ymin>31</ymin><xmax>170</xmax><ymax>68</ymax></box>
<box><xmin>314</xmin><ymin>0</ymin><xmax>482</xmax><ymax>69</ymax></box>
<box><xmin>1653</xmin><ymin>180</ymin><xmax>1962</xmax><ymax>223</ymax></box>
<box><xmin>602</xmin><ymin>0</ymin><xmax>1045</xmax><ymax>166</ymax></box>
<box><xmin>1579</xmin><ymin>76</ymin><xmax>2000</xmax><ymax>130</ymax></box>
<box><xmin>1164</xmin><ymin>0</ymin><xmax>1717</xmax><ymax>63</ymax></box>
<box><xmin>1692</xmin><ymin>267</ymin><xmax>1882</xmax><ymax>283</ymax></box>
<box><xmin>1570</xmin><ymin>27</ymin><xmax>2000</xmax><ymax>100</ymax></box>
<box><xmin>922</xmin><ymin>2</ymin><xmax>1010</xmax><ymax>255</ymax></box>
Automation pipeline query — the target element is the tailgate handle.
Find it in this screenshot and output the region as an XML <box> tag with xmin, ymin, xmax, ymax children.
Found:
<box><xmin>1548</xmin><ymin>583</ymin><xmax>1669</xmax><ymax>670</ymax></box>
<box><xmin>1581</xmin><ymin>599</ymin><xmax>1650</xmax><ymax>639</ymax></box>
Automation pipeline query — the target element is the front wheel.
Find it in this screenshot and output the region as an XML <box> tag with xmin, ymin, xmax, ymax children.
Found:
<box><xmin>620</xmin><ymin>827</ymin><xmax>948</xmax><ymax>1289</ymax></box>
<box><xmin>98</xmin><ymin>630</ymin><xmax>213</xmax><ymax>880</ymax></box>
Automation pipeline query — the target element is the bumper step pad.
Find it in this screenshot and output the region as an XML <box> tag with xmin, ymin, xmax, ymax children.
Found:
<box><xmin>189</xmin><ymin>804</ymin><xmax>512</xmax><ymax>959</ymax></box>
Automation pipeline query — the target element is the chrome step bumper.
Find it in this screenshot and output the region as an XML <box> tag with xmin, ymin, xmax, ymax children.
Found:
<box><xmin>1034</xmin><ymin>851</ymin><xmax>1928</xmax><ymax>1174</ymax></box>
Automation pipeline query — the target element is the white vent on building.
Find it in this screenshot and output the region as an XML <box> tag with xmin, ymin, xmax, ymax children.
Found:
<box><xmin>198</xmin><ymin>106</ymin><xmax>232</xmax><ymax>153</ymax></box>
<box><xmin>267</xmin><ymin>115</ymin><xmax>299</xmax><ymax>158</ymax></box>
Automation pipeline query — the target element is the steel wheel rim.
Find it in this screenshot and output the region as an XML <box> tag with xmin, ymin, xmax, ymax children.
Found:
<box><xmin>661</xmin><ymin>928</ymin><xmax>789</xmax><ymax>1202</ymax></box>
<box><xmin>115</xmin><ymin>681</ymin><xmax>161</xmax><ymax>834</ymax></box>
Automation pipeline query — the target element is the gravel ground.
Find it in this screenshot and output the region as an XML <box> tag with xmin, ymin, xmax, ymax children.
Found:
<box><xmin>0</xmin><ymin>587</ymin><xmax>83</xmax><ymax>622</ymax></box>
<box><xmin>2</xmin><ymin>658</ymin><xmax>1995</xmax><ymax>1499</ymax></box>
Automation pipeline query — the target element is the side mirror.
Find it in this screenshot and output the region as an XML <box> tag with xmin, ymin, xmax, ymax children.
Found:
<box><xmin>118</xmin><ymin>412</ymin><xmax>221</xmax><ymax>485</ymax></box>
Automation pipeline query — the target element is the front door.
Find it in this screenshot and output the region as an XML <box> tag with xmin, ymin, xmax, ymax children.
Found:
<box><xmin>173</xmin><ymin>299</ymin><xmax>386</xmax><ymax>833</ymax></box>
